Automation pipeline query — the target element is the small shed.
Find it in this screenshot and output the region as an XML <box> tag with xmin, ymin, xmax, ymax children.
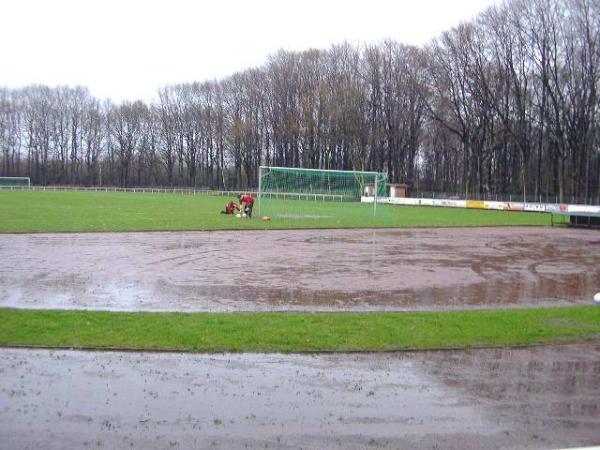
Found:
<box><xmin>389</xmin><ymin>183</ymin><xmax>410</xmax><ymax>198</ymax></box>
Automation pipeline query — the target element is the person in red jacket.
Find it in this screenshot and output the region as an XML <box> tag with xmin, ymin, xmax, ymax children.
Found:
<box><xmin>220</xmin><ymin>200</ymin><xmax>239</xmax><ymax>215</ymax></box>
<box><xmin>238</xmin><ymin>193</ymin><xmax>254</xmax><ymax>218</ymax></box>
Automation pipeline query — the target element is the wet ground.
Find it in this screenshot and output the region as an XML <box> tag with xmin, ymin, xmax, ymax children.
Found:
<box><xmin>0</xmin><ymin>227</ymin><xmax>598</xmax><ymax>312</ymax></box>
<box><xmin>0</xmin><ymin>344</ymin><xmax>599</xmax><ymax>449</ymax></box>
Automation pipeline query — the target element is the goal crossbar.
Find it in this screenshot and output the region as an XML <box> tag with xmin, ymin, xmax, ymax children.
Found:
<box><xmin>261</xmin><ymin>166</ymin><xmax>381</xmax><ymax>176</ymax></box>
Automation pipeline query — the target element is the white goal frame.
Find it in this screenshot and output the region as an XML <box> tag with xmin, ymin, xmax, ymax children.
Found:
<box><xmin>0</xmin><ymin>177</ymin><xmax>31</xmax><ymax>188</ymax></box>
<box><xmin>258</xmin><ymin>166</ymin><xmax>384</xmax><ymax>217</ymax></box>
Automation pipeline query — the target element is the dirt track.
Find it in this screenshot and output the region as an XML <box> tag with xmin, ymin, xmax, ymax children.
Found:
<box><xmin>1</xmin><ymin>344</ymin><xmax>599</xmax><ymax>449</ymax></box>
<box><xmin>1</xmin><ymin>227</ymin><xmax>600</xmax><ymax>449</ymax></box>
<box><xmin>0</xmin><ymin>227</ymin><xmax>598</xmax><ymax>312</ymax></box>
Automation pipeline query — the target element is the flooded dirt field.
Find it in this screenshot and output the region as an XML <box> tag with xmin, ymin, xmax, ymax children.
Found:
<box><xmin>0</xmin><ymin>227</ymin><xmax>599</xmax><ymax>312</ymax></box>
<box><xmin>0</xmin><ymin>344</ymin><xmax>599</xmax><ymax>449</ymax></box>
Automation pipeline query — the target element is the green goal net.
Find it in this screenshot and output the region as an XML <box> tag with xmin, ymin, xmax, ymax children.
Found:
<box><xmin>258</xmin><ymin>166</ymin><xmax>387</xmax><ymax>222</ymax></box>
<box><xmin>0</xmin><ymin>177</ymin><xmax>30</xmax><ymax>188</ymax></box>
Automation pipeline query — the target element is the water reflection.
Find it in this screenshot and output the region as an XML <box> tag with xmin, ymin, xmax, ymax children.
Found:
<box><xmin>0</xmin><ymin>227</ymin><xmax>598</xmax><ymax>311</ymax></box>
<box><xmin>415</xmin><ymin>344</ymin><xmax>600</xmax><ymax>438</ymax></box>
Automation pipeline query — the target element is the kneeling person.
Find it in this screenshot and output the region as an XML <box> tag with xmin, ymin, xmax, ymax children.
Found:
<box><xmin>220</xmin><ymin>200</ymin><xmax>239</xmax><ymax>215</ymax></box>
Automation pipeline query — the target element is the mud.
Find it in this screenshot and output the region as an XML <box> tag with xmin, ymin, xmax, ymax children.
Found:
<box><xmin>0</xmin><ymin>227</ymin><xmax>599</xmax><ymax>312</ymax></box>
<box><xmin>0</xmin><ymin>344</ymin><xmax>599</xmax><ymax>449</ymax></box>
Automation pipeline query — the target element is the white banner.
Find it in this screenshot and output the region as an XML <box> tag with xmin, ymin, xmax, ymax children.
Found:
<box><xmin>545</xmin><ymin>203</ymin><xmax>569</xmax><ymax>213</ymax></box>
<box><xmin>505</xmin><ymin>202</ymin><xmax>525</xmax><ymax>211</ymax></box>
<box><xmin>361</xmin><ymin>196</ymin><xmax>600</xmax><ymax>216</ymax></box>
<box><xmin>524</xmin><ymin>203</ymin><xmax>546</xmax><ymax>212</ymax></box>
<box><xmin>386</xmin><ymin>197</ymin><xmax>421</xmax><ymax>206</ymax></box>
<box><xmin>568</xmin><ymin>204</ymin><xmax>600</xmax><ymax>214</ymax></box>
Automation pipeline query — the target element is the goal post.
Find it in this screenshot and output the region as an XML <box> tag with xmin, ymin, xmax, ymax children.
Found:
<box><xmin>258</xmin><ymin>166</ymin><xmax>387</xmax><ymax>220</ymax></box>
<box><xmin>0</xmin><ymin>177</ymin><xmax>30</xmax><ymax>188</ymax></box>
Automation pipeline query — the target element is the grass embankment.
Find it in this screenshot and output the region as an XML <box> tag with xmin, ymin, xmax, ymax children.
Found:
<box><xmin>0</xmin><ymin>190</ymin><xmax>550</xmax><ymax>232</ymax></box>
<box><xmin>1</xmin><ymin>307</ymin><xmax>598</xmax><ymax>352</ymax></box>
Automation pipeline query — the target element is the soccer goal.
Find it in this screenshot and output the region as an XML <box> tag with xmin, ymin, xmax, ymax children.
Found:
<box><xmin>258</xmin><ymin>166</ymin><xmax>387</xmax><ymax>221</ymax></box>
<box><xmin>0</xmin><ymin>177</ymin><xmax>30</xmax><ymax>188</ymax></box>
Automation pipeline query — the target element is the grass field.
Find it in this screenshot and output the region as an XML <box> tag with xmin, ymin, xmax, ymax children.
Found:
<box><xmin>0</xmin><ymin>307</ymin><xmax>598</xmax><ymax>352</ymax></box>
<box><xmin>0</xmin><ymin>190</ymin><xmax>550</xmax><ymax>232</ymax></box>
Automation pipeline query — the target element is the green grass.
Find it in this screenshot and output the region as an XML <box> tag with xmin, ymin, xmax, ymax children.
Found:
<box><xmin>0</xmin><ymin>307</ymin><xmax>598</xmax><ymax>352</ymax></box>
<box><xmin>0</xmin><ymin>190</ymin><xmax>550</xmax><ymax>232</ymax></box>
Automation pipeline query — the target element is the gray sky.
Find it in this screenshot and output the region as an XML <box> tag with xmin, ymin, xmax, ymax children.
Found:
<box><xmin>2</xmin><ymin>0</ymin><xmax>498</xmax><ymax>102</ymax></box>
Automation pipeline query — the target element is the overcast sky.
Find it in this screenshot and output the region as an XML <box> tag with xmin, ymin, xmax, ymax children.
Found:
<box><xmin>1</xmin><ymin>0</ymin><xmax>499</xmax><ymax>103</ymax></box>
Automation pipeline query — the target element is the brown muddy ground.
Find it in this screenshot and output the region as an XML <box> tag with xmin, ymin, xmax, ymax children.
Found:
<box><xmin>1</xmin><ymin>344</ymin><xmax>599</xmax><ymax>449</ymax></box>
<box><xmin>0</xmin><ymin>227</ymin><xmax>599</xmax><ymax>312</ymax></box>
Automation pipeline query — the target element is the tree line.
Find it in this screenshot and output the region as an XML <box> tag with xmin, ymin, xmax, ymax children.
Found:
<box><xmin>1</xmin><ymin>0</ymin><xmax>599</xmax><ymax>203</ymax></box>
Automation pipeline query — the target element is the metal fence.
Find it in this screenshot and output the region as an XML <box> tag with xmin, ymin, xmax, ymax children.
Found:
<box><xmin>0</xmin><ymin>185</ymin><xmax>347</xmax><ymax>202</ymax></box>
<box><xmin>3</xmin><ymin>184</ymin><xmax>598</xmax><ymax>206</ymax></box>
<box><xmin>416</xmin><ymin>190</ymin><xmax>600</xmax><ymax>205</ymax></box>
<box><xmin>0</xmin><ymin>185</ymin><xmax>256</xmax><ymax>196</ymax></box>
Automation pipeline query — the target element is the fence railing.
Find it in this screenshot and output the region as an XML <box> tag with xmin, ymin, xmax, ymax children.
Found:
<box><xmin>261</xmin><ymin>192</ymin><xmax>347</xmax><ymax>202</ymax></box>
<box><xmin>0</xmin><ymin>185</ymin><xmax>257</xmax><ymax>196</ymax></box>
<box><xmin>0</xmin><ymin>185</ymin><xmax>348</xmax><ymax>202</ymax></box>
<box><xmin>3</xmin><ymin>184</ymin><xmax>598</xmax><ymax>206</ymax></box>
<box><xmin>416</xmin><ymin>190</ymin><xmax>600</xmax><ymax>205</ymax></box>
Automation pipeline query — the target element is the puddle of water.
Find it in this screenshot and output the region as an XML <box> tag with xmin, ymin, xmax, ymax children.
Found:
<box><xmin>1</xmin><ymin>344</ymin><xmax>599</xmax><ymax>449</ymax></box>
<box><xmin>1</xmin><ymin>227</ymin><xmax>599</xmax><ymax>312</ymax></box>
